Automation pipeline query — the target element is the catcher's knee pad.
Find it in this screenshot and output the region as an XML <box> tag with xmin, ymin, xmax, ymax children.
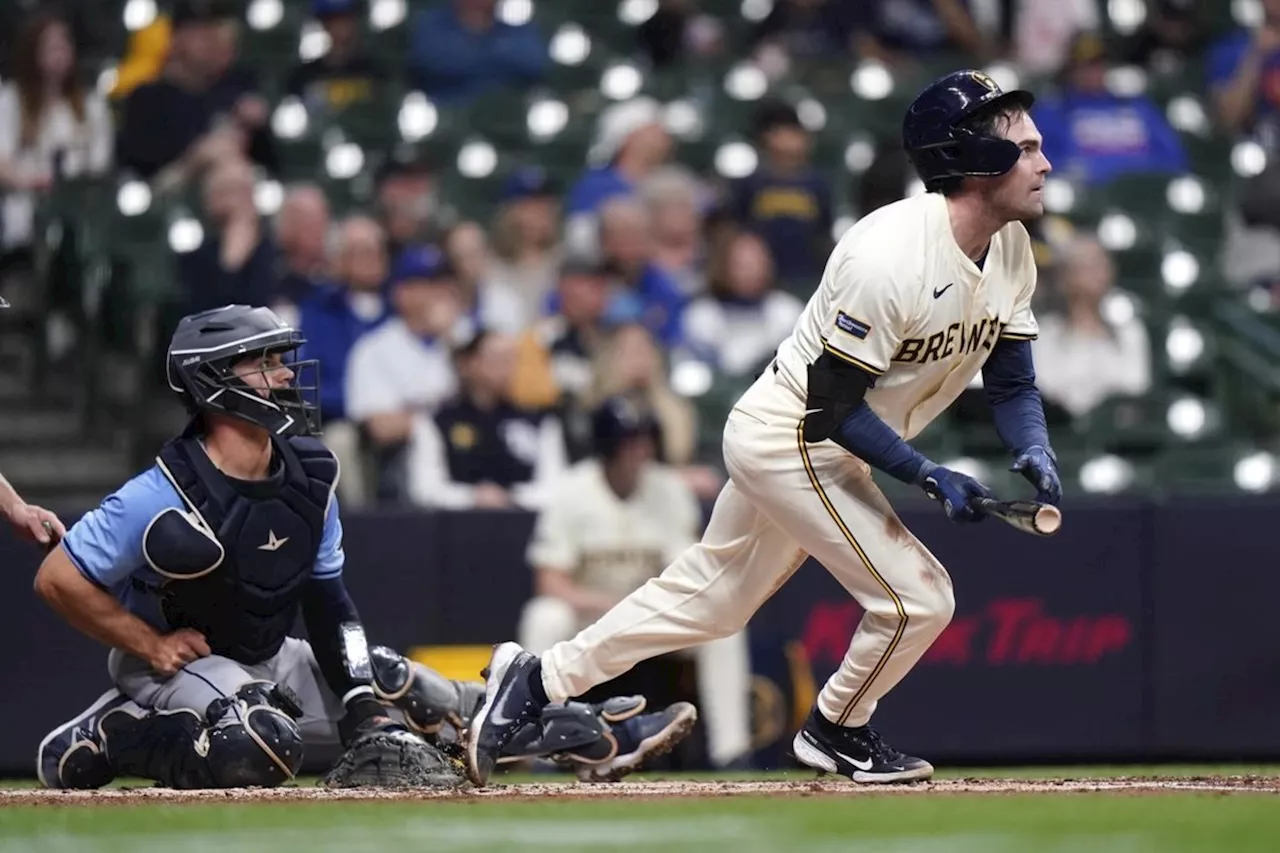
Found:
<box><xmin>202</xmin><ymin>681</ymin><xmax>305</xmax><ymax>788</ymax></box>
<box><xmin>369</xmin><ymin>645</ymin><xmax>478</xmax><ymax>739</ymax></box>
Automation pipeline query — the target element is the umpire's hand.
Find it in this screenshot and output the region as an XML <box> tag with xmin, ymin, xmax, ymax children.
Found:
<box><xmin>5</xmin><ymin>502</ymin><xmax>66</xmax><ymax>546</ymax></box>
<box><xmin>146</xmin><ymin>629</ymin><xmax>211</xmax><ymax>676</ymax></box>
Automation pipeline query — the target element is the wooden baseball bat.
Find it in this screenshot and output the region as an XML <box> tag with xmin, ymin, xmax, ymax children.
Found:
<box><xmin>973</xmin><ymin>498</ymin><xmax>1062</xmax><ymax>537</ymax></box>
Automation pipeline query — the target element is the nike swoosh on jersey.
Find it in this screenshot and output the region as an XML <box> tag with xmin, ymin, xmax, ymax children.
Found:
<box><xmin>933</xmin><ymin>282</ymin><xmax>955</xmax><ymax>298</ymax></box>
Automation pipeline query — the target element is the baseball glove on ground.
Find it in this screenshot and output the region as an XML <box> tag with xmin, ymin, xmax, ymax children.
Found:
<box><xmin>321</xmin><ymin>728</ymin><xmax>467</xmax><ymax>789</ymax></box>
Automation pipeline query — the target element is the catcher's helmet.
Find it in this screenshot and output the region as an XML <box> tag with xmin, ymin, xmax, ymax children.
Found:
<box><xmin>166</xmin><ymin>304</ymin><xmax>322</xmax><ymax>436</ymax></box>
<box><xmin>902</xmin><ymin>69</ymin><xmax>1035</xmax><ymax>191</ymax></box>
<box><xmin>592</xmin><ymin>395</ymin><xmax>660</xmax><ymax>460</ymax></box>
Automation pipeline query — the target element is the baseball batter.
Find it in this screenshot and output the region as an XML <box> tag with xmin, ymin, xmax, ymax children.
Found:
<box><xmin>466</xmin><ymin>69</ymin><xmax>1064</xmax><ymax>785</ymax></box>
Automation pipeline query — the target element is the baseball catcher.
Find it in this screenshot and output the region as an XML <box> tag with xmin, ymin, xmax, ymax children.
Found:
<box><xmin>34</xmin><ymin>304</ymin><xmax>696</xmax><ymax>790</ymax></box>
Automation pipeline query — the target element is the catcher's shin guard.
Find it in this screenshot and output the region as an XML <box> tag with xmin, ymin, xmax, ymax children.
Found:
<box><xmin>369</xmin><ymin>645</ymin><xmax>484</xmax><ymax>741</ymax></box>
<box><xmin>100</xmin><ymin>681</ymin><xmax>305</xmax><ymax>789</ymax></box>
<box><xmin>496</xmin><ymin>696</ymin><xmax>646</xmax><ymax>766</ymax></box>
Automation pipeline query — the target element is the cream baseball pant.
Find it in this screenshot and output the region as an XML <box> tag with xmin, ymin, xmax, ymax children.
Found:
<box><xmin>519</xmin><ymin>596</ymin><xmax>753</xmax><ymax>766</ymax></box>
<box><xmin>539</xmin><ymin>369</ymin><xmax>956</xmax><ymax>729</ymax></box>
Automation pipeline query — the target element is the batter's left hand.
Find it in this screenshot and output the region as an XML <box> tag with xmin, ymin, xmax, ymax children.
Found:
<box><xmin>1011</xmin><ymin>445</ymin><xmax>1061</xmax><ymax>505</ymax></box>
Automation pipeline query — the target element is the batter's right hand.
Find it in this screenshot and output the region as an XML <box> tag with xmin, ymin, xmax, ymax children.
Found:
<box><xmin>147</xmin><ymin>629</ymin><xmax>211</xmax><ymax>676</ymax></box>
<box><xmin>918</xmin><ymin>463</ymin><xmax>993</xmax><ymax>523</ymax></box>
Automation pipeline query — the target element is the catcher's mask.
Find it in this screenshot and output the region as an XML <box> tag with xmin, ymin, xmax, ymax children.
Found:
<box><xmin>166</xmin><ymin>304</ymin><xmax>322</xmax><ymax>437</ymax></box>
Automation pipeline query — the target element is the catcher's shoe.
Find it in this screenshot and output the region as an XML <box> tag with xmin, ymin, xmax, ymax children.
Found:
<box><xmin>570</xmin><ymin>701</ymin><xmax>698</xmax><ymax>783</ymax></box>
<box><xmin>497</xmin><ymin>695</ymin><xmax>647</xmax><ymax>766</ymax></box>
<box><xmin>37</xmin><ymin>688</ymin><xmax>131</xmax><ymax>789</ymax></box>
<box><xmin>466</xmin><ymin>642</ymin><xmax>546</xmax><ymax>786</ymax></box>
<box><xmin>790</xmin><ymin>707</ymin><xmax>933</xmax><ymax>783</ymax></box>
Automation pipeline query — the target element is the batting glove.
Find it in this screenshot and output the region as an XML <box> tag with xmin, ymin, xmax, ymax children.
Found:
<box><xmin>1010</xmin><ymin>445</ymin><xmax>1062</xmax><ymax>505</ymax></box>
<box><xmin>917</xmin><ymin>462</ymin><xmax>994</xmax><ymax>523</ymax></box>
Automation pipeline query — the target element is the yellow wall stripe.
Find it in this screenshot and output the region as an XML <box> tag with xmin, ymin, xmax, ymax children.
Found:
<box><xmin>796</xmin><ymin>421</ymin><xmax>908</xmax><ymax>726</ymax></box>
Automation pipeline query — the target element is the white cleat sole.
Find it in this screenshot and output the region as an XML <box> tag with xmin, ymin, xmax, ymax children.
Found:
<box><xmin>791</xmin><ymin>731</ymin><xmax>934</xmax><ymax>784</ymax></box>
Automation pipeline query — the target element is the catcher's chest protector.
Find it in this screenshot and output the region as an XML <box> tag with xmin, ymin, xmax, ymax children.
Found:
<box><xmin>151</xmin><ymin>435</ymin><xmax>336</xmax><ymax>664</ymax></box>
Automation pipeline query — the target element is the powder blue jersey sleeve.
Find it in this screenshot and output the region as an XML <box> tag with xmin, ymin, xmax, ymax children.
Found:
<box><xmin>313</xmin><ymin>493</ymin><xmax>345</xmax><ymax>580</ymax></box>
<box><xmin>60</xmin><ymin>466</ymin><xmax>184</xmax><ymax>591</ymax></box>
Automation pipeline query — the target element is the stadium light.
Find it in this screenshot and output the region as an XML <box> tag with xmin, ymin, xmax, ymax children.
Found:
<box><xmin>1234</xmin><ymin>451</ymin><xmax>1275</xmax><ymax>492</ymax></box>
<box><xmin>1232</xmin><ymin>140</ymin><xmax>1267</xmax><ymax>177</ymax></box>
<box><xmin>457</xmin><ymin>140</ymin><xmax>498</xmax><ymax>178</ymax></box>
<box><xmin>1100</xmin><ymin>291</ymin><xmax>1136</xmax><ymax>326</ymax></box>
<box><xmin>497</xmin><ymin>0</ymin><xmax>534</xmax><ymax>26</ymax></box>
<box><xmin>724</xmin><ymin>63</ymin><xmax>768</xmax><ymax>101</ymax></box>
<box><xmin>982</xmin><ymin>63</ymin><xmax>1019</xmax><ymax>93</ymax></box>
<box><xmin>369</xmin><ymin>0</ymin><xmax>406</xmax><ymax>30</ymax></box>
<box><xmin>741</xmin><ymin>0</ymin><xmax>773</xmax><ymax>21</ymax></box>
<box><xmin>1166</xmin><ymin>176</ymin><xmax>1205</xmax><ymax>214</ymax></box>
<box><xmin>168</xmin><ymin>218</ymin><xmax>204</xmax><ymax>254</ymax></box>
<box><xmin>942</xmin><ymin>457</ymin><xmax>988</xmax><ymax>482</ymax></box>
<box><xmin>714</xmin><ymin>142</ymin><xmax>758</xmax><ymax>179</ymax></box>
<box><xmin>851</xmin><ymin>61</ymin><xmax>893</xmax><ymax>101</ymax></box>
<box><xmin>906</xmin><ymin>178</ymin><xmax>926</xmax><ymax>197</ymax></box>
<box><xmin>97</xmin><ymin>66</ymin><xmax>118</xmax><ymax>99</ymax></box>
<box><xmin>1107</xmin><ymin>0</ymin><xmax>1147</xmax><ymax>35</ymax></box>
<box><xmin>325</xmin><ymin>143</ymin><xmax>364</xmax><ymax>180</ymax></box>
<box><xmin>797</xmin><ymin>99</ymin><xmax>826</xmax><ymax>132</ymax></box>
<box><xmin>619</xmin><ymin>0</ymin><xmax>658</xmax><ymax>25</ymax></box>
<box><xmin>671</xmin><ymin>360</ymin><xmax>713</xmax><ymax>397</ymax></box>
<box><xmin>271</xmin><ymin>97</ymin><xmax>309</xmax><ymax>139</ymax></box>
<box><xmin>398</xmin><ymin>92</ymin><xmax>438</xmax><ymax>142</ymax></box>
<box><xmin>527</xmin><ymin>99</ymin><xmax>569</xmax><ymax>141</ymax></box>
<box><xmin>299</xmin><ymin>21</ymin><xmax>331</xmax><ymax>61</ymax></box>
<box><xmin>123</xmin><ymin>0</ymin><xmax>157</xmax><ymax>31</ymax></box>
<box><xmin>1165</xmin><ymin>317</ymin><xmax>1204</xmax><ymax>370</ymax></box>
<box><xmin>1098</xmin><ymin>212</ymin><xmax>1137</xmax><ymax>251</ymax></box>
<box><xmin>1166</xmin><ymin>396</ymin><xmax>1207</xmax><ymax>439</ymax></box>
<box><xmin>1233</xmin><ymin>0</ymin><xmax>1263</xmax><ymax>28</ymax></box>
<box><xmin>1161</xmin><ymin>250</ymin><xmax>1199</xmax><ymax>292</ymax></box>
<box><xmin>116</xmin><ymin>181</ymin><xmax>151</xmax><ymax>217</ymax></box>
<box><xmin>1042</xmin><ymin>178</ymin><xmax>1075</xmax><ymax>213</ymax></box>
<box><xmin>1167</xmin><ymin>95</ymin><xmax>1209</xmax><ymax>136</ymax></box>
<box><xmin>247</xmin><ymin>0</ymin><xmax>284</xmax><ymax>30</ymax></box>
<box><xmin>831</xmin><ymin>216</ymin><xmax>855</xmax><ymax>241</ymax></box>
<box><xmin>1104</xmin><ymin>66</ymin><xmax>1147</xmax><ymax>97</ymax></box>
<box><xmin>663</xmin><ymin>100</ymin><xmax>703</xmax><ymax>140</ymax></box>
<box><xmin>600</xmin><ymin>63</ymin><xmax>643</xmax><ymax>101</ymax></box>
<box><xmin>1080</xmin><ymin>455</ymin><xmax>1134</xmax><ymax>494</ymax></box>
<box><xmin>550</xmin><ymin>24</ymin><xmax>591</xmax><ymax>66</ymax></box>
<box><xmin>254</xmin><ymin>180</ymin><xmax>284</xmax><ymax>216</ymax></box>
<box><xmin>844</xmin><ymin>138</ymin><xmax>876</xmax><ymax>174</ymax></box>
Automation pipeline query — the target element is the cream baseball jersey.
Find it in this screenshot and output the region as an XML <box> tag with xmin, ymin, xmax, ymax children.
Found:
<box><xmin>526</xmin><ymin>459</ymin><xmax>701</xmax><ymax>599</ymax></box>
<box><xmin>769</xmin><ymin>192</ymin><xmax>1039</xmax><ymax>440</ymax></box>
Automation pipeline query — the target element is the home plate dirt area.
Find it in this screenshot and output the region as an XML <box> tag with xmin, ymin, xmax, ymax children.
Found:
<box><xmin>4</xmin><ymin>775</ymin><xmax>1280</xmax><ymax>805</ymax></box>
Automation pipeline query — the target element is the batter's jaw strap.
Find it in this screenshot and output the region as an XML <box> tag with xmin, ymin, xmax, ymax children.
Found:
<box><xmin>99</xmin><ymin>681</ymin><xmax>306</xmax><ymax>790</ymax></box>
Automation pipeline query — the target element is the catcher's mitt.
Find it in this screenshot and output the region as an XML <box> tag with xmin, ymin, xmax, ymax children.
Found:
<box><xmin>321</xmin><ymin>729</ymin><xmax>467</xmax><ymax>789</ymax></box>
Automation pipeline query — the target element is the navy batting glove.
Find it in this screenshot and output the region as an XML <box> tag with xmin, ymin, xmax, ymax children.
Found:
<box><xmin>917</xmin><ymin>462</ymin><xmax>994</xmax><ymax>523</ymax></box>
<box><xmin>1010</xmin><ymin>445</ymin><xmax>1062</xmax><ymax>505</ymax></box>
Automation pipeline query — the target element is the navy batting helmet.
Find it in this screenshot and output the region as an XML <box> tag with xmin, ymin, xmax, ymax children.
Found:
<box><xmin>902</xmin><ymin>69</ymin><xmax>1035</xmax><ymax>191</ymax></box>
<box><xmin>166</xmin><ymin>304</ymin><xmax>321</xmax><ymax>436</ymax></box>
<box><xmin>592</xmin><ymin>395</ymin><xmax>660</xmax><ymax>460</ymax></box>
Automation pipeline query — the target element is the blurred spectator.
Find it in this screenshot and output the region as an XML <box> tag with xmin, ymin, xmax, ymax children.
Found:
<box><xmin>0</xmin><ymin>10</ymin><xmax>112</xmax><ymax>255</ymax></box>
<box><xmin>376</xmin><ymin>152</ymin><xmax>437</xmax><ymax>258</ymax></box>
<box><xmin>1210</xmin><ymin>0</ymin><xmax>1280</xmax><ymax>150</ymax></box>
<box><xmin>297</xmin><ymin>215</ymin><xmax>390</xmax><ymax>505</ymax></box>
<box><xmin>406</xmin><ymin>329</ymin><xmax>567</xmax><ymax>510</ymax></box>
<box><xmin>751</xmin><ymin>0</ymin><xmax>860</xmax><ymax>75</ymax></box>
<box><xmin>853</xmin><ymin>0</ymin><xmax>987</xmax><ymax>65</ymax></box>
<box><xmin>1035</xmin><ymin>32</ymin><xmax>1187</xmax><ymax>185</ymax></box>
<box><xmin>177</xmin><ymin>158</ymin><xmax>278</xmax><ymax>316</ymax></box>
<box><xmin>408</xmin><ymin>0</ymin><xmax>547</xmax><ymax>105</ymax></box>
<box><xmin>589</xmin><ymin>323</ymin><xmax>697</xmax><ymax>467</ymax></box>
<box><xmin>637</xmin><ymin>0</ymin><xmax>726</xmax><ymax>68</ymax></box>
<box><xmin>1122</xmin><ymin>0</ymin><xmax>1202</xmax><ymax>68</ymax></box>
<box><xmin>273</xmin><ymin>184</ymin><xmax>333</xmax><ymax>320</ymax></box>
<box><xmin>287</xmin><ymin>0</ymin><xmax>387</xmax><ymax>114</ymax></box>
<box><xmin>489</xmin><ymin>167</ymin><xmax>562</xmax><ymax>323</ymax></box>
<box><xmin>1003</xmin><ymin>0</ymin><xmax>1099</xmax><ymax>76</ymax></box>
<box><xmin>1033</xmin><ymin>235</ymin><xmax>1151</xmax><ymax>418</ymax></box>
<box><xmin>345</xmin><ymin>244</ymin><xmax>461</xmax><ymax>454</ymax></box>
<box><xmin>597</xmin><ymin>197</ymin><xmax>687</xmax><ymax>348</ymax></box>
<box><xmin>565</xmin><ymin>98</ymin><xmax>672</xmax><ymax>220</ymax></box>
<box><xmin>731</xmin><ymin>101</ymin><xmax>832</xmax><ymax>286</ymax></box>
<box><xmin>441</xmin><ymin>220</ymin><xmax>527</xmax><ymax>334</ymax></box>
<box><xmin>682</xmin><ymin>231</ymin><xmax>803</xmax><ymax>377</ymax></box>
<box><xmin>518</xmin><ymin>396</ymin><xmax>752</xmax><ymax>768</ymax></box>
<box><xmin>641</xmin><ymin>165</ymin><xmax>707</xmax><ymax>297</ymax></box>
<box><xmin>511</xmin><ymin>256</ymin><xmax>614</xmax><ymax>443</ymax></box>
<box><xmin>109</xmin><ymin>12</ymin><xmax>171</xmax><ymax>101</ymax></box>
<box><xmin>117</xmin><ymin>0</ymin><xmax>277</xmax><ymax>187</ymax></box>
<box><xmin>854</xmin><ymin>141</ymin><xmax>911</xmax><ymax>216</ymax></box>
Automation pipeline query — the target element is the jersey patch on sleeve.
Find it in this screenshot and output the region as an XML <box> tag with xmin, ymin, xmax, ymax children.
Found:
<box><xmin>835</xmin><ymin>311</ymin><xmax>872</xmax><ymax>340</ymax></box>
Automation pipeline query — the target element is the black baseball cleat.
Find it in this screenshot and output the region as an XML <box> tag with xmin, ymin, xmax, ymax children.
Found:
<box><xmin>790</xmin><ymin>707</ymin><xmax>933</xmax><ymax>784</ymax></box>
<box><xmin>571</xmin><ymin>701</ymin><xmax>699</xmax><ymax>783</ymax></box>
<box><xmin>466</xmin><ymin>642</ymin><xmax>546</xmax><ymax>786</ymax></box>
<box><xmin>37</xmin><ymin>688</ymin><xmax>132</xmax><ymax>790</ymax></box>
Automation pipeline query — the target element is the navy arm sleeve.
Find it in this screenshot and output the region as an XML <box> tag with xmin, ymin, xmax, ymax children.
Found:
<box><xmin>832</xmin><ymin>402</ymin><xmax>935</xmax><ymax>486</ymax></box>
<box><xmin>981</xmin><ymin>338</ymin><xmax>1050</xmax><ymax>455</ymax></box>
<box><xmin>300</xmin><ymin>575</ymin><xmax>373</xmax><ymax>703</ymax></box>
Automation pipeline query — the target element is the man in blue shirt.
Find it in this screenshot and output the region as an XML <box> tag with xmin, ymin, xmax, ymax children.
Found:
<box><xmin>564</xmin><ymin>97</ymin><xmax>673</xmax><ymax>219</ymax></box>
<box><xmin>1208</xmin><ymin>0</ymin><xmax>1280</xmax><ymax>151</ymax></box>
<box><xmin>33</xmin><ymin>304</ymin><xmax>696</xmax><ymax>789</ymax></box>
<box><xmin>1035</xmin><ymin>32</ymin><xmax>1187</xmax><ymax>185</ymax></box>
<box><xmin>408</xmin><ymin>0</ymin><xmax>547</xmax><ymax>104</ymax></box>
